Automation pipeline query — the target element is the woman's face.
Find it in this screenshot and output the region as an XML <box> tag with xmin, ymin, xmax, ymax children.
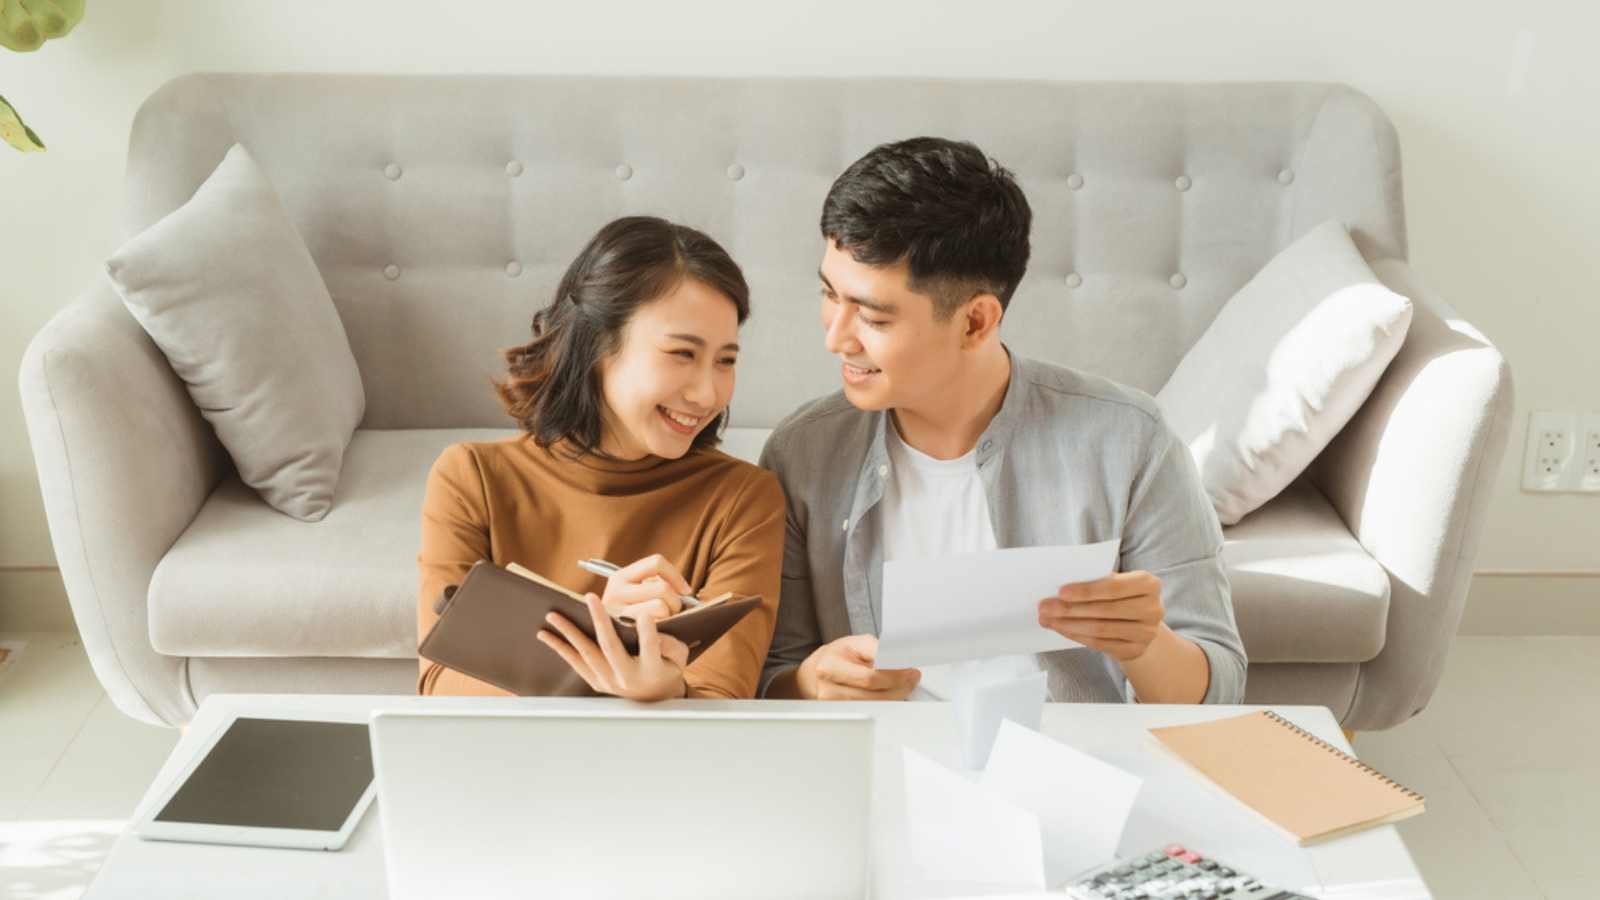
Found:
<box><xmin>597</xmin><ymin>277</ymin><xmax>742</xmax><ymax>461</ymax></box>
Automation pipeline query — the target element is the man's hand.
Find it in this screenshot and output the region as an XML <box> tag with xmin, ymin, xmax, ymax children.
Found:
<box><xmin>1037</xmin><ymin>571</ymin><xmax>1165</xmax><ymax>662</ymax></box>
<box><xmin>796</xmin><ymin>635</ymin><xmax>921</xmax><ymax>701</ymax></box>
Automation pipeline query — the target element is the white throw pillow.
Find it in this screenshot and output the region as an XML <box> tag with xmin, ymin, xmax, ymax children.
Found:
<box><xmin>105</xmin><ymin>143</ymin><xmax>365</xmax><ymax>522</ymax></box>
<box><xmin>1156</xmin><ymin>220</ymin><xmax>1412</xmax><ymax>526</ymax></box>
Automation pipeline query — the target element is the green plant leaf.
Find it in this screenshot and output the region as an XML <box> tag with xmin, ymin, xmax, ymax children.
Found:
<box><xmin>0</xmin><ymin>93</ymin><xmax>46</xmax><ymax>151</ymax></box>
<box><xmin>1</xmin><ymin>0</ymin><xmax>85</xmax><ymax>52</ymax></box>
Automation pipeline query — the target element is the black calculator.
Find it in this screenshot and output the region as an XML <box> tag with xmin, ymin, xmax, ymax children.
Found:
<box><xmin>1062</xmin><ymin>843</ymin><xmax>1315</xmax><ymax>899</ymax></box>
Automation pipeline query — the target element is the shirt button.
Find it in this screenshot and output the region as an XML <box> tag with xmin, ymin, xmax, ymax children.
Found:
<box><xmin>878</xmin><ymin>464</ymin><xmax>888</xmax><ymax>477</ymax></box>
<box><xmin>842</xmin><ymin>518</ymin><xmax>850</xmax><ymax>533</ymax></box>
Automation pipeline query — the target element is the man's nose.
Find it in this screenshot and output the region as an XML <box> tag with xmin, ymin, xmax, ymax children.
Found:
<box><xmin>823</xmin><ymin>305</ymin><xmax>858</xmax><ymax>355</ymax></box>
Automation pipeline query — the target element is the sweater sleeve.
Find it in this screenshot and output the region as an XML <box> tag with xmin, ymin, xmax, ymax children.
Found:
<box><xmin>683</xmin><ymin>468</ymin><xmax>786</xmax><ymax>699</ymax></box>
<box><xmin>416</xmin><ymin>443</ymin><xmax>513</xmax><ymax>697</ymax></box>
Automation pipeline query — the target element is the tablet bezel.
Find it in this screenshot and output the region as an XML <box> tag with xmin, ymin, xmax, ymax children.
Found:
<box><xmin>132</xmin><ymin>710</ymin><xmax>377</xmax><ymax>851</ymax></box>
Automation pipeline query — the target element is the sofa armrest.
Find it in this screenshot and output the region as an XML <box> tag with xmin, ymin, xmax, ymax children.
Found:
<box><xmin>18</xmin><ymin>278</ymin><xmax>229</xmax><ymax>726</ymax></box>
<box><xmin>1309</xmin><ymin>258</ymin><xmax>1514</xmax><ymax>731</ymax></box>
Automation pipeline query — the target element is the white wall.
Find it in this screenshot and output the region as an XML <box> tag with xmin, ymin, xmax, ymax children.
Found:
<box><xmin>3</xmin><ymin>1</ymin><xmax>1597</xmax><ymax>586</ymax></box>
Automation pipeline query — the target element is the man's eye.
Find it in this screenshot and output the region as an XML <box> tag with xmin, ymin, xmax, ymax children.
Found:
<box><xmin>718</xmin><ymin>357</ymin><xmax>738</xmax><ymax>367</ymax></box>
<box><xmin>861</xmin><ymin>317</ymin><xmax>888</xmax><ymax>329</ymax></box>
<box><xmin>819</xmin><ymin>287</ymin><xmax>837</xmax><ymax>302</ymax></box>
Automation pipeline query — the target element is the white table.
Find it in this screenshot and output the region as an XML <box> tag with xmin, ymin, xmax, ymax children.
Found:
<box><xmin>85</xmin><ymin>695</ymin><xmax>1429</xmax><ymax>899</ymax></box>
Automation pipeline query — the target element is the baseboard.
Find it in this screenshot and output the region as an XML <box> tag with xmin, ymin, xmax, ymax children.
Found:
<box><xmin>3</xmin><ymin>566</ymin><xmax>1597</xmax><ymax>637</ymax></box>
<box><xmin>0</xmin><ymin>567</ymin><xmax>74</xmax><ymax>633</ymax></box>
<box><xmin>1460</xmin><ymin>573</ymin><xmax>1600</xmax><ymax>636</ymax></box>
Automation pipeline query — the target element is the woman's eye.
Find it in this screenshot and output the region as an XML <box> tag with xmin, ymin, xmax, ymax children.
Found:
<box><xmin>670</xmin><ymin>349</ymin><xmax>695</xmax><ymax>360</ymax></box>
<box><xmin>718</xmin><ymin>357</ymin><xmax>738</xmax><ymax>367</ymax></box>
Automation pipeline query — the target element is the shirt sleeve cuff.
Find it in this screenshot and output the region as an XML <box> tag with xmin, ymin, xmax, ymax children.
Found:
<box><xmin>758</xmin><ymin>663</ymin><xmax>798</xmax><ymax>698</ymax></box>
<box><xmin>1195</xmin><ymin>638</ymin><xmax>1246</xmax><ymax>705</ymax></box>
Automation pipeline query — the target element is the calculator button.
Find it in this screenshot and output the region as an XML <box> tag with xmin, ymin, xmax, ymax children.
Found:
<box><xmin>1179</xmin><ymin>851</ymin><xmax>1201</xmax><ymax>864</ymax></box>
<box><xmin>1165</xmin><ymin>844</ymin><xmax>1188</xmax><ymax>857</ymax></box>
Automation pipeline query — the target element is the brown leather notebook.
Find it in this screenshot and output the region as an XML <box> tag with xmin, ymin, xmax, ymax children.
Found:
<box><xmin>418</xmin><ymin>560</ymin><xmax>764</xmax><ymax>697</ymax></box>
<box><xmin>1150</xmin><ymin>711</ymin><xmax>1425</xmax><ymax>846</ymax></box>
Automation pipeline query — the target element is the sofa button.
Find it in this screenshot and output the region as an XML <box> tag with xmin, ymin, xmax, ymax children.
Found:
<box><xmin>384</xmin><ymin>163</ymin><xmax>402</xmax><ymax>181</ymax></box>
<box><xmin>383</xmin><ymin>264</ymin><xmax>401</xmax><ymax>280</ymax></box>
<box><xmin>1278</xmin><ymin>167</ymin><xmax>1295</xmax><ymax>185</ymax></box>
<box><xmin>1065</xmin><ymin>272</ymin><xmax>1083</xmax><ymax>288</ymax></box>
<box><xmin>506</xmin><ymin>160</ymin><xmax>524</xmax><ymax>177</ymax></box>
<box><xmin>615</xmin><ymin>163</ymin><xmax>633</xmax><ymax>181</ymax></box>
<box><xmin>505</xmin><ymin>261</ymin><xmax>523</xmax><ymax>278</ymax></box>
<box><xmin>1175</xmin><ymin>174</ymin><xmax>1191</xmax><ymax>191</ymax></box>
<box><xmin>1067</xmin><ymin>173</ymin><xmax>1084</xmax><ymax>190</ymax></box>
<box><xmin>727</xmin><ymin>163</ymin><xmax>745</xmax><ymax>181</ymax></box>
<box><xmin>981</xmin><ymin>440</ymin><xmax>993</xmax><ymax>451</ymax></box>
<box><xmin>1169</xmin><ymin>272</ymin><xmax>1187</xmax><ymax>289</ymax></box>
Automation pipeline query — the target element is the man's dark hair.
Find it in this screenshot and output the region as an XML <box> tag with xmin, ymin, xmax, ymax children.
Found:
<box><xmin>820</xmin><ymin>136</ymin><xmax>1032</xmax><ymax>319</ymax></box>
<box><xmin>495</xmin><ymin>216</ymin><xmax>749</xmax><ymax>457</ymax></box>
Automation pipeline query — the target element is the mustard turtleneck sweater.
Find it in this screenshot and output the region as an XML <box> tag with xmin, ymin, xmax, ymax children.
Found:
<box><xmin>417</xmin><ymin>434</ymin><xmax>785</xmax><ymax>699</ymax></box>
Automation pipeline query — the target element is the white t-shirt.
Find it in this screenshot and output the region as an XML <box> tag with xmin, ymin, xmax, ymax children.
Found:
<box><xmin>878</xmin><ymin>418</ymin><xmax>1042</xmax><ymax>701</ymax></box>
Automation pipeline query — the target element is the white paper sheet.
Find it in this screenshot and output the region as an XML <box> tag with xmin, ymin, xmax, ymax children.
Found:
<box><xmin>901</xmin><ymin>747</ymin><xmax>1046</xmax><ymax>893</ymax></box>
<box><xmin>898</xmin><ymin>723</ymin><xmax>1144</xmax><ymax>894</ymax></box>
<box><xmin>875</xmin><ymin>541</ymin><xmax>1120</xmax><ymax>669</ymax></box>
<box><xmin>954</xmin><ymin>670</ymin><xmax>1048</xmax><ymax>770</ymax></box>
<box><xmin>982</xmin><ymin>720</ymin><xmax>1144</xmax><ymax>885</ymax></box>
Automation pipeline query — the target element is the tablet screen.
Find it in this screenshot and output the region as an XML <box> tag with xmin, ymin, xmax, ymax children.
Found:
<box><xmin>154</xmin><ymin>718</ymin><xmax>373</xmax><ymax>832</ymax></box>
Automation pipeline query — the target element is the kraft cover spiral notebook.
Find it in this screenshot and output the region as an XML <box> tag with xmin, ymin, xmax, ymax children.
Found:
<box><xmin>418</xmin><ymin>559</ymin><xmax>762</xmax><ymax>696</ymax></box>
<box><xmin>1149</xmin><ymin>711</ymin><xmax>1425</xmax><ymax>846</ymax></box>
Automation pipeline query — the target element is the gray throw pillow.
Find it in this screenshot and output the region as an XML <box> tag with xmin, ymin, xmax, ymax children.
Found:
<box><xmin>1156</xmin><ymin>220</ymin><xmax>1412</xmax><ymax>526</ymax></box>
<box><xmin>105</xmin><ymin>143</ymin><xmax>364</xmax><ymax>522</ymax></box>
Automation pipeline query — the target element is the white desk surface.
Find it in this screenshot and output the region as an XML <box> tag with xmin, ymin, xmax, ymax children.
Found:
<box><xmin>85</xmin><ymin>695</ymin><xmax>1429</xmax><ymax>899</ymax></box>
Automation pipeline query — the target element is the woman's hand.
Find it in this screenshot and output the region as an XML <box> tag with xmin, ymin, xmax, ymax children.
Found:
<box><xmin>537</xmin><ymin>592</ymin><xmax>691</xmax><ymax>701</ymax></box>
<box><xmin>599</xmin><ymin>554</ymin><xmax>695</xmax><ymax>622</ymax></box>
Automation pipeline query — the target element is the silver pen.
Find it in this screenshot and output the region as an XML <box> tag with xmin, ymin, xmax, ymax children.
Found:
<box><xmin>576</xmin><ymin>558</ymin><xmax>702</xmax><ymax>609</ymax></box>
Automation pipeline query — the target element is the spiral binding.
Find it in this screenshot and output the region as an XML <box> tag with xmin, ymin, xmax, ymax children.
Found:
<box><xmin>1261</xmin><ymin>710</ymin><xmax>1425</xmax><ymax>803</ymax></box>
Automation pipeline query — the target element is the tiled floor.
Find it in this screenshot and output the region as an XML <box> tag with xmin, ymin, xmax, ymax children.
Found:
<box><xmin>1</xmin><ymin>634</ymin><xmax>1596</xmax><ymax>898</ymax></box>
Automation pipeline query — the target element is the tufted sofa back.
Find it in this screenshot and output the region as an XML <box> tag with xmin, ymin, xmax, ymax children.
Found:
<box><xmin>125</xmin><ymin>75</ymin><xmax>1405</xmax><ymax>430</ymax></box>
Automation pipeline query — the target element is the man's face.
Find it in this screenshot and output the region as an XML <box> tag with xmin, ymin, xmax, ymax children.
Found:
<box><xmin>817</xmin><ymin>240</ymin><xmax>966</xmax><ymax>414</ymax></box>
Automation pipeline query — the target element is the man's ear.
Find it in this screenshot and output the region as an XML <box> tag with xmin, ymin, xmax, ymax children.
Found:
<box><xmin>961</xmin><ymin>293</ymin><xmax>1005</xmax><ymax>347</ymax></box>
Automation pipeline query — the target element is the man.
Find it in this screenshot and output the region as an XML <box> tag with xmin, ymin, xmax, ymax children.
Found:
<box><xmin>759</xmin><ymin>137</ymin><xmax>1246</xmax><ymax>704</ymax></box>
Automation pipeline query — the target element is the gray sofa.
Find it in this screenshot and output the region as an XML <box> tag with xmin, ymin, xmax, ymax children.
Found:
<box><xmin>19</xmin><ymin>74</ymin><xmax>1512</xmax><ymax>730</ymax></box>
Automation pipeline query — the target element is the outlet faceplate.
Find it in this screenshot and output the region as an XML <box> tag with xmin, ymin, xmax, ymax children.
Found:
<box><xmin>1523</xmin><ymin>410</ymin><xmax>1600</xmax><ymax>493</ymax></box>
<box><xmin>1580</xmin><ymin>413</ymin><xmax>1600</xmax><ymax>492</ymax></box>
<box><xmin>1523</xmin><ymin>411</ymin><xmax>1574</xmax><ymax>491</ymax></box>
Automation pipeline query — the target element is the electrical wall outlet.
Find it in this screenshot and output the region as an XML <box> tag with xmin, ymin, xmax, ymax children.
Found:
<box><xmin>1523</xmin><ymin>410</ymin><xmax>1577</xmax><ymax>492</ymax></box>
<box><xmin>1580</xmin><ymin>413</ymin><xmax>1600</xmax><ymax>492</ymax></box>
<box><xmin>1523</xmin><ymin>410</ymin><xmax>1600</xmax><ymax>493</ymax></box>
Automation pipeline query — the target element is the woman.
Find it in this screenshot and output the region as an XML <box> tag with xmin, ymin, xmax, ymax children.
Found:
<box><xmin>417</xmin><ymin>216</ymin><xmax>784</xmax><ymax>701</ymax></box>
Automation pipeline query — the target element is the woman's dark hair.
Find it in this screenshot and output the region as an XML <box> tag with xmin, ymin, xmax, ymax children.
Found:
<box><xmin>820</xmin><ymin>136</ymin><xmax>1032</xmax><ymax>318</ymax></box>
<box><xmin>495</xmin><ymin>216</ymin><xmax>750</xmax><ymax>456</ymax></box>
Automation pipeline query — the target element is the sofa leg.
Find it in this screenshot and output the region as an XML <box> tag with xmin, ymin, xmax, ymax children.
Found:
<box><xmin>1343</xmin><ymin>728</ymin><xmax>1356</xmax><ymax>746</ymax></box>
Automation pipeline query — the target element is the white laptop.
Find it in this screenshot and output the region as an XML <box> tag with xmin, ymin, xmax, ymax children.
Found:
<box><xmin>369</xmin><ymin>709</ymin><xmax>874</xmax><ymax>900</ymax></box>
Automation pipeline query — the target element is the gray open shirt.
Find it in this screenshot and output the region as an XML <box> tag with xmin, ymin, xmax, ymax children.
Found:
<box><xmin>756</xmin><ymin>350</ymin><xmax>1247</xmax><ymax>703</ymax></box>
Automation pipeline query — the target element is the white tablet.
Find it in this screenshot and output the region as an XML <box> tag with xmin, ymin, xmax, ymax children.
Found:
<box><xmin>133</xmin><ymin>714</ymin><xmax>377</xmax><ymax>851</ymax></box>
